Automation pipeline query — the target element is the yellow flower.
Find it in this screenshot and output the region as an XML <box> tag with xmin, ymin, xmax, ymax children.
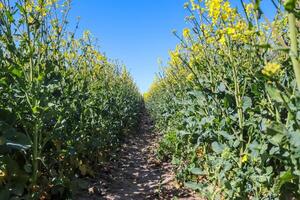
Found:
<box><xmin>35</xmin><ymin>4</ymin><xmax>47</xmax><ymax>16</ymax></box>
<box><xmin>28</xmin><ymin>15</ymin><xmax>34</xmax><ymax>24</ymax></box>
<box><xmin>196</xmin><ymin>147</ymin><xmax>204</xmax><ymax>158</ymax></box>
<box><xmin>227</xmin><ymin>27</ymin><xmax>236</xmax><ymax>35</ymax></box>
<box><xmin>190</xmin><ymin>0</ymin><xmax>200</xmax><ymax>10</ymax></box>
<box><xmin>262</xmin><ymin>63</ymin><xmax>281</xmax><ymax>77</ymax></box>
<box><xmin>206</xmin><ymin>0</ymin><xmax>223</xmax><ymax>24</ymax></box>
<box><xmin>25</xmin><ymin>1</ymin><xmax>33</xmax><ymax>12</ymax></box>
<box><xmin>221</xmin><ymin>1</ymin><xmax>233</xmax><ymax>21</ymax></box>
<box><xmin>219</xmin><ymin>35</ymin><xmax>226</xmax><ymax>45</ymax></box>
<box><xmin>83</xmin><ymin>30</ymin><xmax>91</xmax><ymax>40</ymax></box>
<box><xmin>0</xmin><ymin>2</ymin><xmax>4</xmax><ymax>10</ymax></box>
<box><xmin>184</xmin><ymin>3</ymin><xmax>189</xmax><ymax>9</ymax></box>
<box><xmin>191</xmin><ymin>43</ymin><xmax>201</xmax><ymax>52</ymax></box>
<box><xmin>183</xmin><ymin>28</ymin><xmax>190</xmax><ymax>39</ymax></box>
<box><xmin>245</xmin><ymin>3</ymin><xmax>254</xmax><ymax>15</ymax></box>
<box><xmin>223</xmin><ymin>2</ymin><xmax>231</xmax><ymax>13</ymax></box>
<box><xmin>241</xmin><ymin>154</ymin><xmax>248</xmax><ymax>163</ymax></box>
<box><xmin>143</xmin><ymin>92</ymin><xmax>151</xmax><ymax>101</ymax></box>
<box><xmin>186</xmin><ymin>73</ymin><xmax>195</xmax><ymax>81</ymax></box>
<box><xmin>46</xmin><ymin>0</ymin><xmax>58</xmax><ymax>6</ymax></box>
<box><xmin>169</xmin><ymin>45</ymin><xmax>182</xmax><ymax>66</ymax></box>
<box><xmin>225</xmin><ymin>21</ymin><xmax>252</xmax><ymax>43</ymax></box>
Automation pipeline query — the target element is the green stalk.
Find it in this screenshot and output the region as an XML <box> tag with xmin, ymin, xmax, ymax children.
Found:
<box><xmin>233</xmin><ymin>65</ymin><xmax>243</xmax><ymax>129</ymax></box>
<box><xmin>288</xmin><ymin>12</ymin><xmax>300</xmax><ymax>90</ymax></box>
<box><xmin>25</xmin><ymin>9</ymin><xmax>38</xmax><ymax>186</ymax></box>
<box><xmin>32</xmin><ymin>126</ymin><xmax>38</xmax><ymax>184</ymax></box>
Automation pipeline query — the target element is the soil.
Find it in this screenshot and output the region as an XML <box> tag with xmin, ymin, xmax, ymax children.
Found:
<box><xmin>75</xmin><ymin>111</ymin><xmax>201</xmax><ymax>200</ymax></box>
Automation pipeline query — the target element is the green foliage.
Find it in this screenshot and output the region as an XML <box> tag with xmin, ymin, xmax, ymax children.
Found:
<box><xmin>146</xmin><ymin>0</ymin><xmax>300</xmax><ymax>199</ymax></box>
<box><xmin>0</xmin><ymin>0</ymin><xmax>142</xmax><ymax>198</ymax></box>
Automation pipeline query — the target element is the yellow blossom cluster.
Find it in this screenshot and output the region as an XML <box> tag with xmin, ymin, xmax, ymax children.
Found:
<box><xmin>25</xmin><ymin>0</ymin><xmax>33</xmax><ymax>12</ymax></box>
<box><xmin>143</xmin><ymin>92</ymin><xmax>150</xmax><ymax>101</ymax></box>
<box><xmin>169</xmin><ymin>45</ymin><xmax>183</xmax><ymax>66</ymax></box>
<box><xmin>206</xmin><ymin>0</ymin><xmax>223</xmax><ymax>24</ymax></box>
<box><xmin>245</xmin><ymin>3</ymin><xmax>254</xmax><ymax>15</ymax></box>
<box><xmin>83</xmin><ymin>30</ymin><xmax>91</xmax><ymax>41</ymax></box>
<box><xmin>204</xmin><ymin>1</ymin><xmax>254</xmax><ymax>45</ymax></box>
<box><xmin>189</xmin><ymin>43</ymin><xmax>203</xmax><ymax>65</ymax></box>
<box><xmin>226</xmin><ymin>21</ymin><xmax>253</xmax><ymax>42</ymax></box>
<box><xmin>46</xmin><ymin>0</ymin><xmax>58</xmax><ymax>6</ymax></box>
<box><xmin>144</xmin><ymin>78</ymin><xmax>163</xmax><ymax>101</ymax></box>
<box><xmin>262</xmin><ymin>63</ymin><xmax>281</xmax><ymax>77</ymax></box>
<box><xmin>241</xmin><ymin>154</ymin><xmax>248</xmax><ymax>163</ymax></box>
<box><xmin>190</xmin><ymin>0</ymin><xmax>200</xmax><ymax>10</ymax></box>
<box><xmin>186</xmin><ymin>73</ymin><xmax>195</xmax><ymax>81</ymax></box>
<box><xmin>35</xmin><ymin>5</ymin><xmax>47</xmax><ymax>16</ymax></box>
<box><xmin>215</xmin><ymin>20</ymin><xmax>254</xmax><ymax>46</ymax></box>
<box><xmin>205</xmin><ymin>0</ymin><xmax>237</xmax><ymax>25</ymax></box>
<box><xmin>64</xmin><ymin>51</ymin><xmax>77</xmax><ymax>61</ymax></box>
<box><xmin>183</xmin><ymin>28</ymin><xmax>191</xmax><ymax>39</ymax></box>
<box><xmin>221</xmin><ymin>1</ymin><xmax>236</xmax><ymax>22</ymax></box>
<box><xmin>23</xmin><ymin>0</ymin><xmax>58</xmax><ymax>16</ymax></box>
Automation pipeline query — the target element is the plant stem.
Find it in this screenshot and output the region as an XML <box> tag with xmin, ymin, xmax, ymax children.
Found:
<box><xmin>32</xmin><ymin>126</ymin><xmax>38</xmax><ymax>184</ymax></box>
<box><xmin>288</xmin><ymin>12</ymin><xmax>300</xmax><ymax>90</ymax></box>
<box><xmin>233</xmin><ymin>65</ymin><xmax>243</xmax><ymax>129</ymax></box>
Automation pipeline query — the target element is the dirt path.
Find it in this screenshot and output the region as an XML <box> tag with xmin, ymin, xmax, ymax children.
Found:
<box><xmin>76</xmin><ymin>112</ymin><xmax>200</xmax><ymax>200</ymax></box>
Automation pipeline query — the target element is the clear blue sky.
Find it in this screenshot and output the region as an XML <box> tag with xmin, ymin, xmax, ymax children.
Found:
<box><xmin>69</xmin><ymin>0</ymin><xmax>187</xmax><ymax>93</ymax></box>
<box><xmin>68</xmin><ymin>0</ymin><xmax>275</xmax><ymax>93</ymax></box>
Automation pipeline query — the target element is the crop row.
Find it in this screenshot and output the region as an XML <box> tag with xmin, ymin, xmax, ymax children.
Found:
<box><xmin>0</xmin><ymin>0</ymin><xmax>142</xmax><ymax>199</ymax></box>
<box><xmin>145</xmin><ymin>0</ymin><xmax>300</xmax><ymax>199</ymax></box>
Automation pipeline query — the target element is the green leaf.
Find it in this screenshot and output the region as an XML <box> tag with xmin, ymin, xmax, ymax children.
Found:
<box><xmin>269</xmin><ymin>146</ymin><xmax>280</xmax><ymax>155</ymax></box>
<box><xmin>266</xmin><ymin>122</ymin><xmax>287</xmax><ymax>136</ymax></box>
<box><xmin>242</xmin><ymin>96</ymin><xmax>252</xmax><ymax>111</ymax></box>
<box><xmin>269</xmin><ymin>134</ymin><xmax>285</xmax><ymax>146</ymax></box>
<box><xmin>190</xmin><ymin>168</ymin><xmax>205</xmax><ymax>175</ymax></box>
<box><xmin>184</xmin><ymin>181</ymin><xmax>203</xmax><ymax>191</ymax></box>
<box><xmin>211</xmin><ymin>142</ymin><xmax>224</xmax><ymax>154</ymax></box>
<box><xmin>0</xmin><ymin>77</ymin><xmax>7</xmax><ymax>86</ymax></box>
<box><xmin>6</xmin><ymin>142</ymin><xmax>31</xmax><ymax>151</ymax></box>
<box><xmin>274</xmin><ymin>170</ymin><xmax>295</xmax><ymax>193</ymax></box>
<box><xmin>0</xmin><ymin>121</ymin><xmax>31</xmax><ymax>151</ymax></box>
<box><xmin>10</xmin><ymin>68</ymin><xmax>23</xmax><ymax>78</ymax></box>
<box><xmin>265</xmin><ymin>85</ymin><xmax>288</xmax><ymax>103</ymax></box>
<box><xmin>16</xmin><ymin>3</ymin><xmax>26</xmax><ymax>14</ymax></box>
<box><xmin>218</xmin><ymin>131</ymin><xmax>234</xmax><ymax>141</ymax></box>
<box><xmin>217</xmin><ymin>83</ymin><xmax>226</xmax><ymax>92</ymax></box>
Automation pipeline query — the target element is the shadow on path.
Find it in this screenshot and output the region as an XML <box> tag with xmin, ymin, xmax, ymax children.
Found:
<box><xmin>76</xmin><ymin>111</ymin><xmax>200</xmax><ymax>200</ymax></box>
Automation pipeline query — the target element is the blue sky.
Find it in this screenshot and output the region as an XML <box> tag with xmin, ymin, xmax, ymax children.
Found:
<box><xmin>69</xmin><ymin>0</ymin><xmax>187</xmax><ymax>93</ymax></box>
<box><xmin>68</xmin><ymin>0</ymin><xmax>275</xmax><ymax>93</ymax></box>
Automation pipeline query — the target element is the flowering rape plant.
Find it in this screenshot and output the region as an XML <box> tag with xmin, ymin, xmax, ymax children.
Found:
<box><xmin>146</xmin><ymin>0</ymin><xmax>300</xmax><ymax>199</ymax></box>
<box><xmin>0</xmin><ymin>0</ymin><xmax>142</xmax><ymax>198</ymax></box>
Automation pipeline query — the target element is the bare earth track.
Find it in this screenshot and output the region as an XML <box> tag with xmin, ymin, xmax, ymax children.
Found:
<box><xmin>76</xmin><ymin>111</ymin><xmax>201</xmax><ymax>200</ymax></box>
